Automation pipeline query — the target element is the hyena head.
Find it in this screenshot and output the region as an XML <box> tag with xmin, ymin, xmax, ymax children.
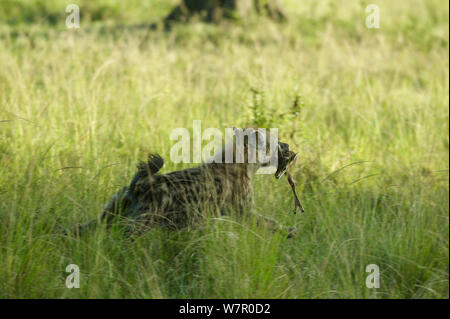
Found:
<box><xmin>231</xmin><ymin>126</ymin><xmax>277</xmax><ymax>167</ymax></box>
<box><xmin>206</xmin><ymin>126</ymin><xmax>296</xmax><ymax>178</ymax></box>
<box><xmin>232</xmin><ymin>127</ymin><xmax>298</xmax><ymax>179</ymax></box>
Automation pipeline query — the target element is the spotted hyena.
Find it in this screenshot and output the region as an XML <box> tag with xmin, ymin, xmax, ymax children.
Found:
<box><xmin>76</xmin><ymin>127</ymin><xmax>296</xmax><ymax>237</ymax></box>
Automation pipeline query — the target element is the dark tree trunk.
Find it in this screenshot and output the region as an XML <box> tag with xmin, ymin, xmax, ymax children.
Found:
<box><xmin>164</xmin><ymin>0</ymin><xmax>286</xmax><ymax>24</ymax></box>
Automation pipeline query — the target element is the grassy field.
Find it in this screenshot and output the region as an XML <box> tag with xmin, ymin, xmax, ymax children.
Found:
<box><xmin>0</xmin><ymin>0</ymin><xmax>448</xmax><ymax>298</ymax></box>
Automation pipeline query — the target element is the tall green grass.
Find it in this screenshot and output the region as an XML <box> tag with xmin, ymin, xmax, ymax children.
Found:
<box><xmin>0</xmin><ymin>0</ymin><xmax>448</xmax><ymax>298</ymax></box>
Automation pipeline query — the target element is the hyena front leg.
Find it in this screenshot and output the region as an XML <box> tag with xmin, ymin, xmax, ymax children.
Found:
<box><xmin>250</xmin><ymin>209</ymin><xmax>297</xmax><ymax>238</ymax></box>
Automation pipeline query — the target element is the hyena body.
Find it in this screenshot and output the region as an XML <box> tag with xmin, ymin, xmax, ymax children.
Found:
<box><xmin>103</xmin><ymin>157</ymin><xmax>254</xmax><ymax>233</ymax></box>
<box><xmin>79</xmin><ymin>128</ymin><xmax>295</xmax><ymax>236</ymax></box>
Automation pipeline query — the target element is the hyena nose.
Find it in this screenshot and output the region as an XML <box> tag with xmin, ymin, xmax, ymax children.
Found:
<box><xmin>278</xmin><ymin>142</ymin><xmax>290</xmax><ymax>154</ymax></box>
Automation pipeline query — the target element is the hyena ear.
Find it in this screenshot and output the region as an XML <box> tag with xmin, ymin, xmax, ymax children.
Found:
<box><xmin>254</xmin><ymin>129</ymin><xmax>267</xmax><ymax>150</ymax></box>
<box><xmin>233</xmin><ymin>127</ymin><xmax>242</xmax><ymax>135</ymax></box>
<box><xmin>233</xmin><ymin>127</ymin><xmax>247</xmax><ymax>145</ymax></box>
<box><xmin>243</xmin><ymin>128</ymin><xmax>266</xmax><ymax>151</ymax></box>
